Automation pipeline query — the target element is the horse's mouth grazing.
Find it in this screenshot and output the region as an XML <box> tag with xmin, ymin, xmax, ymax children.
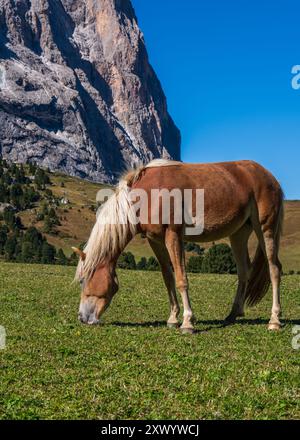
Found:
<box><xmin>78</xmin><ymin>312</ymin><xmax>100</xmax><ymax>325</ymax></box>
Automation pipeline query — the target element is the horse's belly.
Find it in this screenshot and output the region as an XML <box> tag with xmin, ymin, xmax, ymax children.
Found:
<box><xmin>184</xmin><ymin>203</ymin><xmax>251</xmax><ymax>242</ymax></box>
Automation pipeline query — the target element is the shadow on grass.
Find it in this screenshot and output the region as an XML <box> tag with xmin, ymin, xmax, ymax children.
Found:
<box><xmin>194</xmin><ymin>318</ymin><xmax>300</xmax><ymax>333</ymax></box>
<box><xmin>225</xmin><ymin>318</ymin><xmax>300</xmax><ymax>326</ymax></box>
<box><xmin>111</xmin><ymin>321</ymin><xmax>166</xmax><ymax>328</ymax></box>
<box><xmin>110</xmin><ymin>317</ymin><xmax>300</xmax><ymax>333</ymax></box>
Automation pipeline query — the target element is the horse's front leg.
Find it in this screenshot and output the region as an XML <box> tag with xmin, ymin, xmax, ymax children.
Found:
<box><xmin>148</xmin><ymin>237</ymin><xmax>180</xmax><ymax>328</ymax></box>
<box><xmin>165</xmin><ymin>228</ymin><xmax>195</xmax><ymax>334</ymax></box>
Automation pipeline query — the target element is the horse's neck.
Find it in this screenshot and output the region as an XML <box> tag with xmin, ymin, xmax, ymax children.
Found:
<box><xmin>111</xmin><ymin>228</ymin><xmax>136</xmax><ymax>262</ymax></box>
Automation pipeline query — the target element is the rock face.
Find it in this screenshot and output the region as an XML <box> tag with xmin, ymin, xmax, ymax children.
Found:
<box><xmin>0</xmin><ymin>0</ymin><xmax>180</xmax><ymax>183</ymax></box>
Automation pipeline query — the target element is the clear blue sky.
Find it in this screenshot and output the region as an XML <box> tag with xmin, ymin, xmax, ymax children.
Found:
<box><xmin>132</xmin><ymin>0</ymin><xmax>300</xmax><ymax>199</ymax></box>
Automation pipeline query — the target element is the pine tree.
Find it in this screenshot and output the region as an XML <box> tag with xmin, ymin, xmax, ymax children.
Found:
<box><xmin>41</xmin><ymin>242</ymin><xmax>56</xmax><ymax>264</ymax></box>
<box><xmin>146</xmin><ymin>256</ymin><xmax>160</xmax><ymax>271</ymax></box>
<box><xmin>56</xmin><ymin>248</ymin><xmax>68</xmax><ymax>265</ymax></box>
<box><xmin>4</xmin><ymin>235</ymin><xmax>17</xmax><ymax>260</ymax></box>
<box><xmin>201</xmin><ymin>244</ymin><xmax>237</xmax><ymax>274</ymax></box>
<box><xmin>43</xmin><ymin>215</ymin><xmax>53</xmax><ymax>233</ymax></box>
<box><xmin>0</xmin><ymin>227</ymin><xmax>8</xmax><ymax>254</ymax></box>
<box><xmin>117</xmin><ymin>252</ymin><xmax>136</xmax><ymax>270</ymax></box>
<box><xmin>34</xmin><ymin>168</ymin><xmax>50</xmax><ymax>189</ymax></box>
<box><xmin>21</xmin><ymin>241</ymin><xmax>35</xmax><ymax>263</ymax></box>
<box><xmin>10</xmin><ymin>163</ymin><xmax>18</xmax><ymax>176</ymax></box>
<box><xmin>10</xmin><ymin>183</ymin><xmax>23</xmax><ymax>209</ymax></box>
<box><xmin>22</xmin><ymin>187</ymin><xmax>39</xmax><ymax>208</ymax></box>
<box><xmin>14</xmin><ymin>216</ymin><xmax>23</xmax><ymax>231</ymax></box>
<box><xmin>48</xmin><ymin>207</ymin><xmax>60</xmax><ymax>225</ymax></box>
<box><xmin>3</xmin><ymin>172</ymin><xmax>12</xmax><ymax>186</ymax></box>
<box><xmin>186</xmin><ymin>255</ymin><xmax>203</xmax><ymax>273</ymax></box>
<box><xmin>184</xmin><ymin>242</ymin><xmax>205</xmax><ymax>256</ymax></box>
<box><xmin>3</xmin><ymin>209</ymin><xmax>14</xmax><ymax>227</ymax></box>
<box><xmin>69</xmin><ymin>251</ymin><xmax>79</xmax><ymax>266</ymax></box>
<box><xmin>0</xmin><ymin>183</ymin><xmax>9</xmax><ymax>203</ymax></box>
<box><xmin>137</xmin><ymin>257</ymin><xmax>147</xmax><ymax>270</ymax></box>
<box><xmin>14</xmin><ymin>242</ymin><xmax>22</xmax><ymax>262</ymax></box>
<box><xmin>23</xmin><ymin>227</ymin><xmax>43</xmax><ymax>250</ymax></box>
<box><xmin>28</xmin><ymin>161</ymin><xmax>37</xmax><ymax>175</ymax></box>
<box><xmin>15</xmin><ymin>165</ymin><xmax>26</xmax><ymax>184</ymax></box>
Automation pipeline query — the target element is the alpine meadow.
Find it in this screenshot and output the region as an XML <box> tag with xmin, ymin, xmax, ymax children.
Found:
<box><xmin>0</xmin><ymin>0</ymin><xmax>300</xmax><ymax>427</ymax></box>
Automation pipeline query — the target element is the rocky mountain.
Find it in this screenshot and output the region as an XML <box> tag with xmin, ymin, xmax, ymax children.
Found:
<box><xmin>0</xmin><ymin>0</ymin><xmax>181</xmax><ymax>183</ymax></box>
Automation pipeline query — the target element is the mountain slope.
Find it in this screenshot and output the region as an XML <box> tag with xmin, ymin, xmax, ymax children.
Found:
<box><xmin>0</xmin><ymin>0</ymin><xmax>180</xmax><ymax>183</ymax></box>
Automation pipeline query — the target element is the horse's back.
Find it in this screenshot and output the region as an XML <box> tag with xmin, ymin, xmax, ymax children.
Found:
<box><xmin>134</xmin><ymin>160</ymin><xmax>282</xmax><ymax>241</ymax></box>
<box><xmin>139</xmin><ymin>160</ymin><xmax>280</xmax><ymax>193</ymax></box>
<box><xmin>136</xmin><ymin>160</ymin><xmax>276</xmax><ymax>194</ymax></box>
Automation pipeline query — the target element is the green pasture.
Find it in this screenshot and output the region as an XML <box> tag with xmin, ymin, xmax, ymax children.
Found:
<box><xmin>0</xmin><ymin>263</ymin><xmax>299</xmax><ymax>419</ymax></box>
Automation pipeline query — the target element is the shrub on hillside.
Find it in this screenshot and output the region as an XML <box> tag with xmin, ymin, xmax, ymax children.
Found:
<box><xmin>41</xmin><ymin>242</ymin><xmax>56</xmax><ymax>264</ymax></box>
<box><xmin>117</xmin><ymin>252</ymin><xmax>136</xmax><ymax>270</ymax></box>
<box><xmin>186</xmin><ymin>255</ymin><xmax>203</xmax><ymax>273</ymax></box>
<box><xmin>146</xmin><ymin>256</ymin><xmax>160</xmax><ymax>271</ymax></box>
<box><xmin>56</xmin><ymin>248</ymin><xmax>68</xmax><ymax>265</ymax></box>
<box><xmin>202</xmin><ymin>243</ymin><xmax>237</xmax><ymax>274</ymax></box>
<box><xmin>184</xmin><ymin>242</ymin><xmax>205</xmax><ymax>256</ymax></box>
<box><xmin>137</xmin><ymin>257</ymin><xmax>147</xmax><ymax>270</ymax></box>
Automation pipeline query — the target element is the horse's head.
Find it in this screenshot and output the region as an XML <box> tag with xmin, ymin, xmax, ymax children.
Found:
<box><xmin>72</xmin><ymin>247</ymin><xmax>119</xmax><ymax>325</ymax></box>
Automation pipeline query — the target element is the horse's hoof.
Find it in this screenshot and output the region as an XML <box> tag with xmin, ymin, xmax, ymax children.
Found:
<box><xmin>167</xmin><ymin>322</ymin><xmax>179</xmax><ymax>329</ymax></box>
<box><xmin>180</xmin><ymin>327</ymin><xmax>195</xmax><ymax>335</ymax></box>
<box><xmin>224</xmin><ymin>311</ymin><xmax>245</xmax><ymax>326</ymax></box>
<box><xmin>268</xmin><ymin>322</ymin><xmax>281</xmax><ymax>331</ymax></box>
<box><xmin>224</xmin><ymin>316</ymin><xmax>236</xmax><ymax>326</ymax></box>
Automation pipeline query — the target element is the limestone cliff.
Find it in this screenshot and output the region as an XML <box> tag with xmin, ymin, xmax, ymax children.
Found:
<box><xmin>0</xmin><ymin>0</ymin><xmax>180</xmax><ymax>183</ymax></box>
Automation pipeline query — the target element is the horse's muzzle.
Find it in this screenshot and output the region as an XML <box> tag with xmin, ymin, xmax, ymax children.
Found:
<box><xmin>78</xmin><ymin>296</ymin><xmax>110</xmax><ymax>325</ymax></box>
<box><xmin>78</xmin><ymin>296</ymin><xmax>101</xmax><ymax>325</ymax></box>
<box><xmin>78</xmin><ymin>312</ymin><xmax>100</xmax><ymax>325</ymax></box>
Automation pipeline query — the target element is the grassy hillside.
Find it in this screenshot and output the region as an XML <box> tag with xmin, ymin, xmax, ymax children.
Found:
<box><xmin>17</xmin><ymin>172</ymin><xmax>105</xmax><ymax>256</ymax></box>
<box><xmin>0</xmin><ymin>263</ymin><xmax>299</xmax><ymax>419</ymax></box>
<box><xmin>281</xmin><ymin>201</ymin><xmax>300</xmax><ymax>271</ymax></box>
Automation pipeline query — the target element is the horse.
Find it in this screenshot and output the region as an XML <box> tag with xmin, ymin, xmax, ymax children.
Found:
<box><xmin>73</xmin><ymin>159</ymin><xmax>284</xmax><ymax>333</ymax></box>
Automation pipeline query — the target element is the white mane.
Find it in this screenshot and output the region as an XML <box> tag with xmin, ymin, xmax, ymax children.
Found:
<box><xmin>75</xmin><ymin>159</ymin><xmax>181</xmax><ymax>281</ymax></box>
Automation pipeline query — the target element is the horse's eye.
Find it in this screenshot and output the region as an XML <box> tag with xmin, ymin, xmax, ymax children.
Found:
<box><xmin>80</xmin><ymin>278</ymin><xmax>84</xmax><ymax>287</ymax></box>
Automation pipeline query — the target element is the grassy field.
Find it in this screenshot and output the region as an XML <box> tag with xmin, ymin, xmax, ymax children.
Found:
<box><xmin>0</xmin><ymin>263</ymin><xmax>299</xmax><ymax>420</ymax></box>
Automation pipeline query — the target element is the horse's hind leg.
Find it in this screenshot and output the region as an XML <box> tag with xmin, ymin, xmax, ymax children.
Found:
<box><xmin>225</xmin><ymin>222</ymin><xmax>253</xmax><ymax>324</ymax></box>
<box><xmin>261</xmin><ymin>230</ymin><xmax>282</xmax><ymax>330</ymax></box>
<box><xmin>147</xmin><ymin>236</ymin><xmax>180</xmax><ymax>328</ymax></box>
<box><xmin>252</xmin><ymin>205</ymin><xmax>283</xmax><ymax>330</ymax></box>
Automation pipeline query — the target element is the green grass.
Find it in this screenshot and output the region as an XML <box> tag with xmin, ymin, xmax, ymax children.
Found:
<box><xmin>0</xmin><ymin>263</ymin><xmax>299</xmax><ymax>420</ymax></box>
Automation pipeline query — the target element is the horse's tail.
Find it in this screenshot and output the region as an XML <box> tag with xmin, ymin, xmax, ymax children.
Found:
<box><xmin>245</xmin><ymin>246</ymin><xmax>270</xmax><ymax>307</ymax></box>
<box><xmin>245</xmin><ymin>188</ymin><xmax>284</xmax><ymax>307</ymax></box>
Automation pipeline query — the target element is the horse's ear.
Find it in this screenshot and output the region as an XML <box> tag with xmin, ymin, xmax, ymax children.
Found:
<box><xmin>71</xmin><ymin>247</ymin><xmax>86</xmax><ymax>261</ymax></box>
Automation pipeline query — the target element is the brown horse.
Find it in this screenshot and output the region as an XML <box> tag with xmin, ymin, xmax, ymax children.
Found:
<box><xmin>73</xmin><ymin>159</ymin><xmax>284</xmax><ymax>333</ymax></box>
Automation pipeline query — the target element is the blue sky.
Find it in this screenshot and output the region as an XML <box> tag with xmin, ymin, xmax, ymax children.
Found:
<box><xmin>132</xmin><ymin>0</ymin><xmax>300</xmax><ymax>199</ymax></box>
